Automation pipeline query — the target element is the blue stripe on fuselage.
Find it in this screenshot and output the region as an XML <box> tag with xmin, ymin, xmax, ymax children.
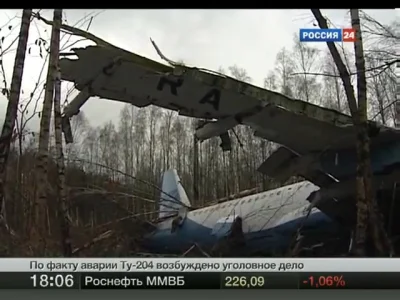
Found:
<box><xmin>143</xmin><ymin>210</ymin><xmax>338</xmax><ymax>254</ymax></box>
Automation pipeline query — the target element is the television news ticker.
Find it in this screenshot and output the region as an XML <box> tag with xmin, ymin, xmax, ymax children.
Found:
<box><xmin>1</xmin><ymin>258</ymin><xmax>400</xmax><ymax>289</ymax></box>
<box><xmin>299</xmin><ymin>28</ymin><xmax>356</xmax><ymax>42</ymax></box>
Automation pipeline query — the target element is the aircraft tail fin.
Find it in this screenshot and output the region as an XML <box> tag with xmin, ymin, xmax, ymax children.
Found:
<box><xmin>158</xmin><ymin>169</ymin><xmax>191</xmax><ymax>219</ymax></box>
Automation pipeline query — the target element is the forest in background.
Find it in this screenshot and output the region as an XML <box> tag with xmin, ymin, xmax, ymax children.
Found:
<box><xmin>0</xmin><ymin>9</ymin><xmax>398</xmax><ymax>256</ymax></box>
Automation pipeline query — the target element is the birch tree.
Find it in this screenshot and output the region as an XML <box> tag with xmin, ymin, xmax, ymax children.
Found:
<box><xmin>53</xmin><ymin>13</ymin><xmax>72</xmax><ymax>256</ymax></box>
<box><xmin>0</xmin><ymin>9</ymin><xmax>31</xmax><ymax>232</ymax></box>
<box><xmin>311</xmin><ymin>9</ymin><xmax>392</xmax><ymax>256</ymax></box>
<box><xmin>34</xmin><ymin>9</ymin><xmax>62</xmax><ymax>251</ymax></box>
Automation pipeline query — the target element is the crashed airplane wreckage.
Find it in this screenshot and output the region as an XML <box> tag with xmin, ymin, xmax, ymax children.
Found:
<box><xmin>142</xmin><ymin>168</ymin><xmax>348</xmax><ymax>256</ymax></box>
<box><xmin>58</xmin><ymin>39</ymin><xmax>400</xmax><ymax>256</ymax></box>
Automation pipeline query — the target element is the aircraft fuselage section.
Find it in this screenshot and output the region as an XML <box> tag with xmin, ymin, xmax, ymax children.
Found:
<box><xmin>144</xmin><ymin>181</ymin><xmax>341</xmax><ymax>254</ymax></box>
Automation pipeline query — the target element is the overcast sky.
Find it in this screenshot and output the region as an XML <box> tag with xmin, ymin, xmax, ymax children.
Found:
<box><xmin>0</xmin><ymin>9</ymin><xmax>398</xmax><ymax>130</ymax></box>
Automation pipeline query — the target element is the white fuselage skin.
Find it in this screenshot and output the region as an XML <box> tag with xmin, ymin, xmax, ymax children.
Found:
<box><xmin>145</xmin><ymin>181</ymin><xmax>341</xmax><ymax>253</ymax></box>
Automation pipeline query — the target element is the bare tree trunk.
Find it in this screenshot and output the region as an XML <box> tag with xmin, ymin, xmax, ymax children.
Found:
<box><xmin>349</xmin><ymin>9</ymin><xmax>375</xmax><ymax>255</ymax></box>
<box><xmin>333</xmin><ymin>69</ymin><xmax>342</xmax><ymax>112</ymax></box>
<box><xmin>193</xmin><ymin>130</ymin><xmax>199</xmax><ymax>204</ymax></box>
<box><xmin>0</xmin><ymin>9</ymin><xmax>32</xmax><ymax>230</ymax></box>
<box><xmin>311</xmin><ymin>9</ymin><xmax>390</xmax><ymax>256</ymax></box>
<box><xmin>350</xmin><ymin>9</ymin><xmax>393</xmax><ymax>256</ymax></box>
<box><xmin>53</xmin><ymin>34</ymin><xmax>72</xmax><ymax>256</ymax></box>
<box><xmin>34</xmin><ymin>9</ymin><xmax>62</xmax><ymax>252</ymax></box>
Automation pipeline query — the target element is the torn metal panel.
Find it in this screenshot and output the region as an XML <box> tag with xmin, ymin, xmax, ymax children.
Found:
<box><xmin>319</xmin><ymin>141</ymin><xmax>400</xmax><ymax>180</ymax></box>
<box><xmin>257</xmin><ymin>147</ymin><xmax>336</xmax><ymax>187</ymax></box>
<box><xmin>260</xmin><ymin>141</ymin><xmax>400</xmax><ymax>186</ymax></box>
<box><xmin>63</xmin><ymin>87</ymin><xmax>92</xmax><ymax>117</ymax></box>
<box><xmin>309</xmin><ymin>192</ymin><xmax>354</xmax><ymax>225</ymax></box>
<box><xmin>195</xmin><ymin>117</ymin><xmax>239</xmax><ymax>141</ymax></box>
<box><xmin>257</xmin><ymin>147</ymin><xmax>300</xmax><ymax>182</ymax></box>
<box><xmin>300</xmin><ymin>170</ymin><xmax>338</xmax><ymax>188</ymax></box>
<box><xmin>60</xmin><ymin>45</ymin><xmax>355</xmax><ymax>130</ymax></box>
<box><xmin>307</xmin><ymin>170</ymin><xmax>400</xmax><ymax>224</ymax></box>
<box><xmin>247</xmin><ymin>105</ymin><xmax>354</xmax><ymax>153</ymax></box>
<box><xmin>243</xmin><ymin>105</ymin><xmax>400</xmax><ymax>154</ymax></box>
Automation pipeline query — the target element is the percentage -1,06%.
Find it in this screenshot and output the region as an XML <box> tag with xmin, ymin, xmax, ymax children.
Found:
<box><xmin>303</xmin><ymin>275</ymin><xmax>346</xmax><ymax>288</ymax></box>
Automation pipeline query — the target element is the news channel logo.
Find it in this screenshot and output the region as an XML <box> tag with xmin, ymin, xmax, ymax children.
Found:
<box><xmin>299</xmin><ymin>28</ymin><xmax>355</xmax><ymax>42</ymax></box>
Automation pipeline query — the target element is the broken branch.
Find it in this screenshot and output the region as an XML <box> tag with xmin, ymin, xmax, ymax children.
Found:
<box><xmin>290</xmin><ymin>59</ymin><xmax>399</xmax><ymax>78</ymax></box>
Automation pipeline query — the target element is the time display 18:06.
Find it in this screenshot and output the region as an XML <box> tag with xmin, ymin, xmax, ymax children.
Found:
<box><xmin>30</xmin><ymin>273</ymin><xmax>77</xmax><ymax>289</ymax></box>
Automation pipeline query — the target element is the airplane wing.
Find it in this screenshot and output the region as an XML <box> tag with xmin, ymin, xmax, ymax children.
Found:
<box><xmin>59</xmin><ymin>44</ymin><xmax>400</xmax><ymax>188</ymax></box>
<box><xmin>59</xmin><ymin>45</ymin><xmax>356</xmax><ymax>153</ymax></box>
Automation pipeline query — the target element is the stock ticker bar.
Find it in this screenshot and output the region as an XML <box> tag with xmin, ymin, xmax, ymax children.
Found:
<box><xmin>3</xmin><ymin>258</ymin><xmax>400</xmax><ymax>289</ymax></box>
<box><xmin>69</xmin><ymin>272</ymin><xmax>400</xmax><ymax>289</ymax></box>
<box><xmin>1</xmin><ymin>272</ymin><xmax>400</xmax><ymax>289</ymax></box>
